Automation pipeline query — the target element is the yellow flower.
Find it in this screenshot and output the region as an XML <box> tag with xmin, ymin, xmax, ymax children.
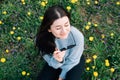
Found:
<box><xmin>22</xmin><ymin>2</ymin><xmax>25</xmax><ymax>5</ymax></box>
<box><xmin>17</xmin><ymin>36</ymin><xmax>21</xmax><ymax>41</ymax></box>
<box><xmin>105</xmin><ymin>59</ymin><xmax>109</xmax><ymax>63</ymax></box>
<box><xmin>86</xmin><ymin>0</ymin><xmax>90</xmax><ymax>1</ymax></box>
<box><xmin>22</xmin><ymin>71</ymin><xmax>26</xmax><ymax>76</ymax></box>
<box><xmin>87</xmin><ymin>2</ymin><xmax>90</xmax><ymax>5</ymax></box>
<box><xmin>101</xmin><ymin>34</ymin><xmax>105</xmax><ymax>39</ymax></box>
<box><xmin>116</xmin><ymin>1</ymin><xmax>120</xmax><ymax>5</ymax></box>
<box><xmin>86</xmin><ymin>67</ymin><xmax>90</xmax><ymax>71</ymax></box>
<box><xmin>27</xmin><ymin>12</ymin><xmax>31</xmax><ymax>16</ymax></box>
<box><xmin>92</xmin><ymin>66</ymin><xmax>96</xmax><ymax>69</ymax></box>
<box><xmin>94</xmin><ymin>23</ymin><xmax>98</xmax><ymax>27</ymax></box>
<box><xmin>110</xmin><ymin>33</ymin><xmax>114</xmax><ymax>37</ymax></box>
<box><xmin>39</xmin><ymin>16</ymin><xmax>44</xmax><ymax>20</ymax></box>
<box><xmin>13</xmin><ymin>26</ymin><xmax>16</xmax><ymax>30</ymax></box>
<box><xmin>86</xmin><ymin>58</ymin><xmax>92</xmax><ymax>63</ymax></box>
<box><xmin>95</xmin><ymin>1</ymin><xmax>98</xmax><ymax>4</ymax></box>
<box><xmin>27</xmin><ymin>72</ymin><xmax>30</xmax><ymax>76</ymax></box>
<box><xmin>2</xmin><ymin>11</ymin><xmax>7</xmax><ymax>15</ymax></box>
<box><xmin>10</xmin><ymin>31</ymin><xmax>14</xmax><ymax>35</ymax></box>
<box><xmin>110</xmin><ymin>68</ymin><xmax>115</xmax><ymax>73</ymax></box>
<box><xmin>93</xmin><ymin>55</ymin><xmax>97</xmax><ymax>60</ymax></box>
<box><xmin>0</xmin><ymin>20</ymin><xmax>3</xmax><ymax>25</ymax></box>
<box><xmin>1</xmin><ymin>58</ymin><xmax>6</xmax><ymax>63</ymax></box>
<box><xmin>85</xmin><ymin>25</ymin><xmax>90</xmax><ymax>30</ymax></box>
<box><xmin>70</xmin><ymin>0</ymin><xmax>78</xmax><ymax>4</ymax></box>
<box><xmin>105</xmin><ymin>62</ymin><xmax>110</xmax><ymax>67</ymax></box>
<box><xmin>5</xmin><ymin>49</ymin><xmax>9</xmax><ymax>53</ymax></box>
<box><xmin>87</xmin><ymin>22</ymin><xmax>91</xmax><ymax>25</ymax></box>
<box><xmin>66</xmin><ymin>6</ymin><xmax>71</xmax><ymax>11</ymax></box>
<box><xmin>93</xmin><ymin>71</ymin><xmax>98</xmax><ymax>77</ymax></box>
<box><xmin>21</xmin><ymin>0</ymin><xmax>25</xmax><ymax>2</ymax></box>
<box><xmin>89</xmin><ymin>36</ymin><xmax>94</xmax><ymax>41</ymax></box>
<box><xmin>40</xmin><ymin>1</ymin><xmax>46</xmax><ymax>7</ymax></box>
<box><xmin>105</xmin><ymin>59</ymin><xmax>110</xmax><ymax>66</ymax></box>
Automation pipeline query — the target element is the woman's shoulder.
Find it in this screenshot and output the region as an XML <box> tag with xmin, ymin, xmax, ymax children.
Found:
<box><xmin>70</xmin><ymin>26</ymin><xmax>84</xmax><ymax>44</ymax></box>
<box><xmin>70</xmin><ymin>26</ymin><xmax>84</xmax><ymax>37</ymax></box>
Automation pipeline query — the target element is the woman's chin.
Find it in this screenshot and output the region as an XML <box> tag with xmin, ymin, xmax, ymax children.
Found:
<box><xmin>59</xmin><ymin>35</ymin><xmax>68</xmax><ymax>39</ymax></box>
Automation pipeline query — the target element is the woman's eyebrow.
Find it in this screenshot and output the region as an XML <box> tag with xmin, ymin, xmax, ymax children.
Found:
<box><xmin>55</xmin><ymin>25</ymin><xmax>62</xmax><ymax>27</ymax></box>
<box><xmin>65</xmin><ymin>21</ymin><xmax>69</xmax><ymax>24</ymax></box>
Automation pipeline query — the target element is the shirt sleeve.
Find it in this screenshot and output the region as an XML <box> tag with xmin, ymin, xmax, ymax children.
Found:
<box><xmin>43</xmin><ymin>54</ymin><xmax>64</xmax><ymax>69</ymax></box>
<box><xmin>59</xmin><ymin>29</ymin><xmax>84</xmax><ymax>79</ymax></box>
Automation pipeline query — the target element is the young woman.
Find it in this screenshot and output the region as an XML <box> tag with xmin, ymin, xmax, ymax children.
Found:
<box><xmin>35</xmin><ymin>5</ymin><xmax>85</xmax><ymax>80</ymax></box>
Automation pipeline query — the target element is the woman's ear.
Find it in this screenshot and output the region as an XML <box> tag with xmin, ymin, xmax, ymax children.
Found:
<box><xmin>48</xmin><ymin>29</ymin><xmax>51</xmax><ymax>32</ymax></box>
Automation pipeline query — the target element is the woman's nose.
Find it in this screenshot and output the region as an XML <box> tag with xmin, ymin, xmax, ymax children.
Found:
<box><xmin>61</xmin><ymin>28</ymin><xmax>66</xmax><ymax>33</ymax></box>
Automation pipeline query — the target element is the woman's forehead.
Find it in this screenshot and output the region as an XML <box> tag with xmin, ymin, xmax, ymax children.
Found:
<box><xmin>51</xmin><ymin>16</ymin><xmax>69</xmax><ymax>27</ymax></box>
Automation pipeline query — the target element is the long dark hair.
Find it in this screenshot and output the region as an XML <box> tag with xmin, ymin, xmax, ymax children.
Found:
<box><xmin>35</xmin><ymin>5</ymin><xmax>70</xmax><ymax>54</ymax></box>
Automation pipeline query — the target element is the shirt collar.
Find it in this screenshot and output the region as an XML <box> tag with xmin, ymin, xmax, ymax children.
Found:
<box><xmin>55</xmin><ymin>31</ymin><xmax>76</xmax><ymax>51</ymax></box>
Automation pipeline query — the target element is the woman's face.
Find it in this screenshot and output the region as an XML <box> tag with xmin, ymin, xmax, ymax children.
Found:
<box><xmin>48</xmin><ymin>16</ymin><xmax>70</xmax><ymax>39</ymax></box>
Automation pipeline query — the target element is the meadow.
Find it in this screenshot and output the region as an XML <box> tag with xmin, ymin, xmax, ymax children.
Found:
<box><xmin>0</xmin><ymin>0</ymin><xmax>120</xmax><ymax>80</ymax></box>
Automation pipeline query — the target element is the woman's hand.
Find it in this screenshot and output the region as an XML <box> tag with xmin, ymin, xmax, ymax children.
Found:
<box><xmin>58</xmin><ymin>77</ymin><xmax>63</xmax><ymax>80</ymax></box>
<box><xmin>53</xmin><ymin>48</ymin><xmax>66</xmax><ymax>62</ymax></box>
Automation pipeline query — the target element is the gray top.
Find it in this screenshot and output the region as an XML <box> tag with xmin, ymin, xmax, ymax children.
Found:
<box><xmin>43</xmin><ymin>26</ymin><xmax>84</xmax><ymax>79</ymax></box>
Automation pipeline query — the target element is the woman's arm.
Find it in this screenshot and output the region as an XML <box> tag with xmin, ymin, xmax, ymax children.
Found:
<box><xmin>59</xmin><ymin>27</ymin><xmax>84</xmax><ymax>79</ymax></box>
<box><xmin>43</xmin><ymin>49</ymin><xmax>66</xmax><ymax>69</ymax></box>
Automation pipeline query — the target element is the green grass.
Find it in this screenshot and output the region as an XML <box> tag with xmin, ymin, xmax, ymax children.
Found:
<box><xmin>0</xmin><ymin>0</ymin><xmax>120</xmax><ymax>80</ymax></box>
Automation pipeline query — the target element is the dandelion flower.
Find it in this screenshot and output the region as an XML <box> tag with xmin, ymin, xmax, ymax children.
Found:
<box><xmin>89</xmin><ymin>36</ymin><xmax>94</xmax><ymax>41</ymax></box>
<box><xmin>40</xmin><ymin>1</ymin><xmax>46</xmax><ymax>7</ymax></box>
<box><xmin>101</xmin><ymin>34</ymin><xmax>105</xmax><ymax>39</ymax></box>
<box><xmin>93</xmin><ymin>71</ymin><xmax>98</xmax><ymax>77</ymax></box>
<box><xmin>21</xmin><ymin>0</ymin><xmax>25</xmax><ymax>2</ymax></box>
<box><xmin>27</xmin><ymin>73</ymin><xmax>30</xmax><ymax>76</ymax></box>
<box><xmin>116</xmin><ymin>1</ymin><xmax>120</xmax><ymax>5</ymax></box>
<box><xmin>10</xmin><ymin>31</ymin><xmax>14</xmax><ymax>35</ymax></box>
<box><xmin>27</xmin><ymin>12</ymin><xmax>31</xmax><ymax>16</ymax></box>
<box><xmin>17</xmin><ymin>36</ymin><xmax>21</xmax><ymax>41</ymax></box>
<box><xmin>22</xmin><ymin>2</ymin><xmax>25</xmax><ymax>5</ymax></box>
<box><xmin>86</xmin><ymin>67</ymin><xmax>90</xmax><ymax>71</ymax></box>
<box><xmin>87</xmin><ymin>2</ymin><xmax>90</xmax><ymax>5</ymax></box>
<box><xmin>22</xmin><ymin>71</ymin><xmax>26</xmax><ymax>76</ymax></box>
<box><xmin>1</xmin><ymin>58</ymin><xmax>6</xmax><ymax>63</ymax></box>
<box><xmin>95</xmin><ymin>1</ymin><xmax>98</xmax><ymax>4</ymax></box>
<box><xmin>105</xmin><ymin>59</ymin><xmax>109</xmax><ymax>63</ymax></box>
<box><xmin>86</xmin><ymin>58</ymin><xmax>92</xmax><ymax>63</ymax></box>
<box><xmin>105</xmin><ymin>59</ymin><xmax>110</xmax><ymax>66</ymax></box>
<box><xmin>70</xmin><ymin>0</ymin><xmax>78</xmax><ymax>4</ymax></box>
<box><xmin>92</xmin><ymin>66</ymin><xmax>96</xmax><ymax>69</ymax></box>
<box><xmin>105</xmin><ymin>62</ymin><xmax>110</xmax><ymax>66</ymax></box>
<box><xmin>66</xmin><ymin>6</ymin><xmax>71</xmax><ymax>11</ymax></box>
<box><xmin>39</xmin><ymin>16</ymin><xmax>44</xmax><ymax>20</ymax></box>
<box><xmin>5</xmin><ymin>49</ymin><xmax>9</xmax><ymax>53</ymax></box>
<box><xmin>2</xmin><ymin>11</ymin><xmax>7</xmax><ymax>15</ymax></box>
<box><xmin>0</xmin><ymin>20</ymin><xmax>3</xmax><ymax>25</ymax></box>
<box><xmin>93</xmin><ymin>55</ymin><xmax>97</xmax><ymax>60</ymax></box>
<box><xmin>87</xmin><ymin>22</ymin><xmax>91</xmax><ymax>25</ymax></box>
<box><xmin>86</xmin><ymin>0</ymin><xmax>90</xmax><ymax>1</ymax></box>
<box><xmin>21</xmin><ymin>0</ymin><xmax>25</xmax><ymax>4</ymax></box>
<box><xmin>110</xmin><ymin>33</ymin><xmax>114</xmax><ymax>37</ymax></box>
<box><xmin>110</xmin><ymin>68</ymin><xmax>115</xmax><ymax>73</ymax></box>
<box><xmin>13</xmin><ymin>26</ymin><xmax>16</xmax><ymax>30</ymax></box>
<box><xmin>94</xmin><ymin>23</ymin><xmax>98</xmax><ymax>27</ymax></box>
<box><xmin>85</xmin><ymin>25</ymin><xmax>90</xmax><ymax>30</ymax></box>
